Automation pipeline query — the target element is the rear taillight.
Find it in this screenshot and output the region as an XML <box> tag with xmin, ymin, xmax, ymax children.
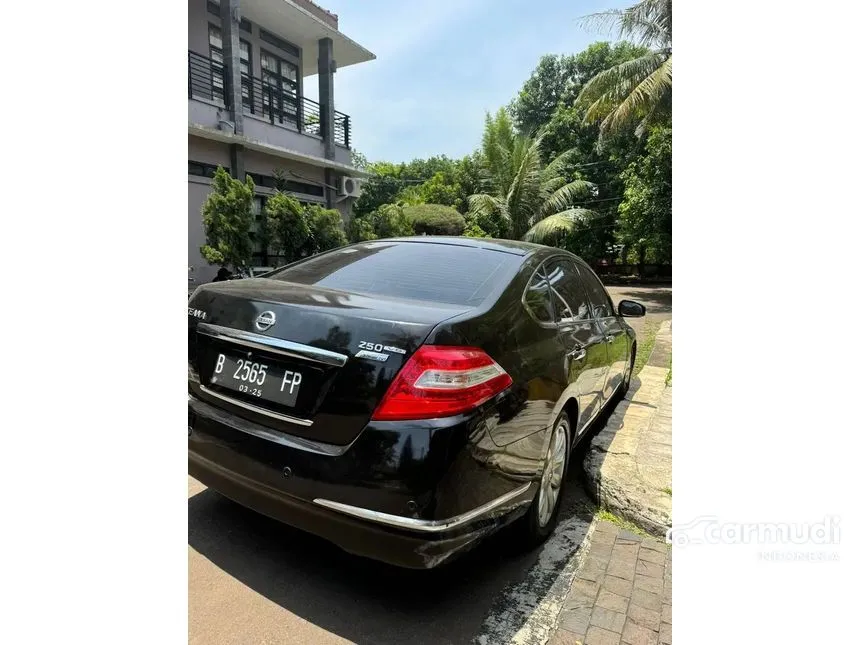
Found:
<box><xmin>371</xmin><ymin>346</ymin><xmax>513</xmax><ymax>421</ymax></box>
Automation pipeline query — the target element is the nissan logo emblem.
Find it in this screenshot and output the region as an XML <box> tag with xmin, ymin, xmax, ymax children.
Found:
<box><xmin>255</xmin><ymin>311</ymin><xmax>276</xmax><ymax>331</ymax></box>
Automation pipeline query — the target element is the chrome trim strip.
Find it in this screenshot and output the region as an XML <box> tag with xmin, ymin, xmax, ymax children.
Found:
<box><xmin>197</xmin><ymin>322</ymin><xmax>348</xmax><ymax>367</ymax></box>
<box><xmin>189</xmin><ymin>393</ymin><xmax>349</xmax><ymax>455</ymax></box>
<box><xmin>198</xmin><ymin>385</ymin><xmax>313</xmax><ymax>427</ymax></box>
<box><xmin>313</xmin><ymin>482</ymin><xmax>533</xmax><ymax>533</ymax></box>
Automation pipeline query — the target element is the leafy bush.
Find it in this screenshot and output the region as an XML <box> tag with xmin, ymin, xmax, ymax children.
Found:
<box><xmin>373</xmin><ymin>204</ymin><xmax>415</xmax><ymax>238</ymax></box>
<box><xmin>266</xmin><ymin>193</ymin><xmax>310</xmax><ymax>262</ymax></box>
<box><xmin>200</xmin><ymin>167</ymin><xmax>255</xmax><ymax>269</ymax></box>
<box><xmin>463</xmin><ymin>221</ymin><xmax>490</xmax><ymax>238</ymax></box>
<box><xmin>395</xmin><ymin>185</ymin><xmax>425</xmax><ymax>206</ymax></box>
<box><xmin>346</xmin><ymin>216</ymin><xmax>377</xmax><ymax>242</ymax></box>
<box><xmin>465</xmin><ymin>206</ymin><xmax>507</xmax><ymax>239</ymax></box>
<box><xmin>417</xmin><ymin>172</ymin><xmax>461</xmax><ymax>209</ymax></box>
<box><xmin>402</xmin><ymin>204</ymin><xmax>466</xmax><ymax>236</ymax></box>
<box><xmin>346</xmin><ymin>204</ymin><xmax>414</xmax><ymax>242</ymax></box>
<box><xmin>306</xmin><ymin>205</ymin><xmax>348</xmax><ymax>252</ymax></box>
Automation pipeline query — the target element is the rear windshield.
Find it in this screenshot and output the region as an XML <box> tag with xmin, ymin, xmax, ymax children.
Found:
<box><xmin>269</xmin><ymin>241</ymin><xmax>520</xmax><ymax>306</ymax></box>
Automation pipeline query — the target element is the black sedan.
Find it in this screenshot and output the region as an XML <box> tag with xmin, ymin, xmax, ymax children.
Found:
<box><xmin>187</xmin><ymin>237</ymin><xmax>645</xmax><ymax>568</ymax></box>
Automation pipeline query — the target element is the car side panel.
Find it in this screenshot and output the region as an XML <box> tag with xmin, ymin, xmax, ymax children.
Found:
<box><xmin>556</xmin><ymin>320</ymin><xmax>609</xmax><ymax>438</ymax></box>
<box><xmin>569</xmin><ymin>261</ymin><xmax>621</xmax><ymax>403</ymax></box>
<box><xmin>599</xmin><ymin>315</ymin><xmax>628</xmax><ymax>398</ymax></box>
<box><xmin>426</xmin><ymin>257</ymin><xmax>567</xmax><ymax>451</ymax></box>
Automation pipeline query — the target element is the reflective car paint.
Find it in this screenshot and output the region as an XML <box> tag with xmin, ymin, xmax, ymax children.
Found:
<box><xmin>188</xmin><ymin>237</ymin><xmax>641</xmax><ymax>568</ymax></box>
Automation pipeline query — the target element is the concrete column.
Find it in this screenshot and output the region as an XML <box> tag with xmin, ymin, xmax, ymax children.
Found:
<box><xmin>324</xmin><ymin>168</ymin><xmax>336</xmax><ymax>209</ymax></box>
<box><xmin>318</xmin><ymin>37</ymin><xmax>336</xmax><ymax>161</ymax></box>
<box><xmin>220</xmin><ymin>0</ymin><xmax>244</xmax><ymax>139</ymax></box>
<box><xmin>230</xmin><ymin>144</ymin><xmax>245</xmax><ymax>183</ymax></box>
<box><xmin>318</xmin><ymin>38</ymin><xmax>337</xmax><ymax>208</ymax></box>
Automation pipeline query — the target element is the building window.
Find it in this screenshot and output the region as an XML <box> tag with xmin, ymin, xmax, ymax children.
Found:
<box><xmin>245</xmin><ymin>171</ymin><xmax>325</xmax><ymax>197</ymax></box>
<box><xmin>261</xmin><ymin>50</ymin><xmax>299</xmax><ymax>127</ymax></box>
<box><xmin>259</xmin><ymin>28</ymin><xmax>301</xmax><ymax>58</ymax></box>
<box><xmin>189</xmin><ymin>161</ymin><xmax>229</xmax><ymax>178</ymax></box>
<box><xmin>208</xmin><ymin>24</ymin><xmax>252</xmax><ymax>109</ymax></box>
<box><xmin>208</xmin><ymin>24</ymin><xmax>224</xmax><ymax>96</ymax></box>
<box><xmin>207</xmin><ymin>1</ymin><xmax>252</xmax><ymax>31</ymax></box>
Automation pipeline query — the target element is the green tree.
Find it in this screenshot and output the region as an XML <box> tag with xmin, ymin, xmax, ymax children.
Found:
<box><xmin>350</xmin><ymin>149</ymin><xmax>369</xmax><ymax>170</ymax></box>
<box><xmin>305</xmin><ymin>205</ymin><xmax>348</xmax><ymax>252</ymax></box>
<box><xmin>353</xmin><ymin>156</ymin><xmax>463</xmax><ymax>216</ymax></box>
<box><xmin>417</xmin><ymin>172</ymin><xmax>461</xmax><ymax>208</ymax></box>
<box><xmin>200</xmin><ymin>166</ymin><xmax>256</xmax><ymax>270</ymax></box>
<box><xmin>509</xmin><ymin>42</ymin><xmax>653</xmax><ymax>261</ymax></box>
<box><xmin>617</xmin><ymin>126</ymin><xmax>671</xmax><ymax>267</ymax></box>
<box><xmin>266</xmin><ymin>192</ymin><xmax>310</xmax><ymax>262</ymax></box>
<box><xmin>453</xmin><ymin>152</ymin><xmax>484</xmax><ymax>214</ymax></box>
<box><xmin>395</xmin><ymin>184</ymin><xmax>426</xmax><ymax>206</ymax></box>
<box><xmin>353</xmin><ymin>172</ymin><xmax>402</xmax><ymax>217</ymax></box>
<box><xmin>510</xmin><ymin>43</ymin><xmax>647</xmax><ymax>138</ymax></box>
<box><xmin>510</xmin><ymin>54</ymin><xmax>578</xmax><ymax>136</ymax></box>
<box><xmin>574</xmin><ymin>0</ymin><xmax>672</xmax><ymax>139</ymax></box>
<box><xmin>468</xmin><ymin>109</ymin><xmax>596</xmax><ymax>243</ymax></box>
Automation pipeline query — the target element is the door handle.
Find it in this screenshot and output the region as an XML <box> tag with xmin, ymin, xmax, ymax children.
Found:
<box><xmin>604</xmin><ymin>335</ymin><xmax>615</xmax><ymax>344</ymax></box>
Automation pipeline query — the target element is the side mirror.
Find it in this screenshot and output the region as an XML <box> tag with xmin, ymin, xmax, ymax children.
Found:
<box><xmin>618</xmin><ymin>299</ymin><xmax>646</xmax><ymax>317</ymax></box>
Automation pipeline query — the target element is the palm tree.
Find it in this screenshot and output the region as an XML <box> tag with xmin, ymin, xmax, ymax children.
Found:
<box><xmin>468</xmin><ymin>110</ymin><xmax>597</xmax><ymax>243</ymax></box>
<box><xmin>574</xmin><ymin>0</ymin><xmax>671</xmax><ymax>139</ymax></box>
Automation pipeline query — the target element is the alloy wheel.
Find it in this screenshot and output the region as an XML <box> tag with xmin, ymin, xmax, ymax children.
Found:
<box><xmin>537</xmin><ymin>421</ymin><xmax>568</xmax><ymax>527</ymax></box>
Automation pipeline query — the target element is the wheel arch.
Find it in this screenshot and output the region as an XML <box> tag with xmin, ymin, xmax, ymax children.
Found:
<box><xmin>559</xmin><ymin>396</ymin><xmax>580</xmax><ymax>454</ymax></box>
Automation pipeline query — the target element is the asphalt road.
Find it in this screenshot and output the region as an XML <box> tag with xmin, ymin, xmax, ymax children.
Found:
<box><xmin>188</xmin><ymin>285</ymin><xmax>672</xmax><ymax>645</ymax></box>
<box><xmin>605</xmin><ymin>285</ymin><xmax>672</xmax><ymax>339</ymax></box>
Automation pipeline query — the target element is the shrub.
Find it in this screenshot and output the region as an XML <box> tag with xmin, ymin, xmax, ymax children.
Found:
<box><xmin>373</xmin><ymin>204</ymin><xmax>415</xmax><ymax>238</ymax></box>
<box><xmin>346</xmin><ymin>216</ymin><xmax>377</xmax><ymax>242</ymax></box>
<box><xmin>402</xmin><ymin>203</ymin><xmax>466</xmax><ymax>236</ymax></box>
<box><xmin>463</xmin><ymin>222</ymin><xmax>490</xmax><ymax>238</ymax></box>
<box><xmin>306</xmin><ymin>205</ymin><xmax>348</xmax><ymax>252</ymax></box>
<box><xmin>266</xmin><ymin>193</ymin><xmax>310</xmax><ymax>262</ymax></box>
<box><xmin>200</xmin><ymin>167</ymin><xmax>255</xmax><ymax>269</ymax></box>
<box><xmin>469</xmin><ymin>209</ymin><xmax>507</xmax><ymax>238</ymax></box>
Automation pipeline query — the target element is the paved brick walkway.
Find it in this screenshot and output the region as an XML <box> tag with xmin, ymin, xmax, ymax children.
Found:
<box><xmin>583</xmin><ymin>321</ymin><xmax>672</xmax><ymax>536</ymax></box>
<box><xmin>549</xmin><ymin>522</ymin><xmax>672</xmax><ymax>645</ymax></box>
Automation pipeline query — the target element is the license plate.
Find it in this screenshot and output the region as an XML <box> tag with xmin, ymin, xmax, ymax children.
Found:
<box><xmin>208</xmin><ymin>352</ymin><xmax>303</xmax><ymax>407</ymax></box>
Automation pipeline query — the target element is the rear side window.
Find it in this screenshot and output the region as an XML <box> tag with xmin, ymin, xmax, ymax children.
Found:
<box><xmin>543</xmin><ymin>258</ymin><xmax>591</xmax><ymax>323</ymax></box>
<box><xmin>270</xmin><ymin>242</ymin><xmax>519</xmax><ymax>306</ymax></box>
<box><xmin>575</xmin><ymin>263</ymin><xmax>615</xmax><ymax>318</ymax></box>
<box><xmin>523</xmin><ymin>269</ymin><xmax>554</xmax><ymax>324</ymax></box>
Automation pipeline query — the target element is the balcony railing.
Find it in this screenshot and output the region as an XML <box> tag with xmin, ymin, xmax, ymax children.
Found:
<box><xmin>189</xmin><ymin>50</ymin><xmax>226</xmax><ymax>104</ymax></box>
<box><xmin>188</xmin><ymin>50</ymin><xmax>351</xmax><ymax>149</ymax></box>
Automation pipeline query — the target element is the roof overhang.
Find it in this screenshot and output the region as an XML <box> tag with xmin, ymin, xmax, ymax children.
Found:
<box><xmin>189</xmin><ymin>123</ymin><xmax>374</xmax><ymax>177</ymax></box>
<box><xmin>241</xmin><ymin>0</ymin><xmax>376</xmax><ymax>77</ymax></box>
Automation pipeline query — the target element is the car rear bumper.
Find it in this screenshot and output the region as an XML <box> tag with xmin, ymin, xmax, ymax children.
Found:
<box><xmin>188</xmin><ymin>395</ymin><xmax>536</xmax><ymax>569</ymax></box>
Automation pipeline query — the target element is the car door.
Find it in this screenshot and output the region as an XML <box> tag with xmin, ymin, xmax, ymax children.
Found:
<box><xmin>543</xmin><ymin>257</ymin><xmax>609</xmax><ymax>436</ymax></box>
<box><xmin>574</xmin><ymin>261</ymin><xmax>628</xmax><ymax>401</ymax></box>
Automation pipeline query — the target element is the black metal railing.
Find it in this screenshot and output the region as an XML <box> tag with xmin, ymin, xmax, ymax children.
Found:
<box><xmin>188</xmin><ymin>50</ymin><xmax>225</xmax><ymax>104</ymax></box>
<box><xmin>334</xmin><ymin>111</ymin><xmax>351</xmax><ymax>149</ymax></box>
<box><xmin>189</xmin><ymin>50</ymin><xmax>351</xmax><ymax>148</ymax></box>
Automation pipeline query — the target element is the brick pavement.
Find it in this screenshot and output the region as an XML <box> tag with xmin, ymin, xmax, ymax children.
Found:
<box><xmin>549</xmin><ymin>521</ymin><xmax>672</xmax><ymax>645</ymax></box>
<box><xmin>583</xmin><ymin>320</ymin><xmax>673</xmax><ymax>536</ymax></box>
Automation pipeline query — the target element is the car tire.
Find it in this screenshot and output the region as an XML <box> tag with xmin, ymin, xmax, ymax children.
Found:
<box><xmin>514</xmin><ymin>411</ymin><xmax>572</xmax><ymax>548</ymax></box>
<box><xmin>620</xmin><ymin>341</ymin><xmax>636</xmax><ymax>397</ymax></box>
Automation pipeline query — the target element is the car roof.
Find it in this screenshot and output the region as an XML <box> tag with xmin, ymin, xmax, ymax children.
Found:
<box><xmin>376</xmin><ymin>236</ymin><xmax>553</xmax><ymax>257</ymax></box>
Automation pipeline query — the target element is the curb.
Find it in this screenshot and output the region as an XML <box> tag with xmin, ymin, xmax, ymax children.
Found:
<box><xmin>582</xmin><ymin>320</ymin><xmax>673</xmax><ymax>537</ymax></box>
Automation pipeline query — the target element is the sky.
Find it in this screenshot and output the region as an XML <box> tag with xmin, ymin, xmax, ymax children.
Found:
<box><xmin>304</xmin><ymin>0</ymin><xmax>630</xmax><ymax>163</ymax></box>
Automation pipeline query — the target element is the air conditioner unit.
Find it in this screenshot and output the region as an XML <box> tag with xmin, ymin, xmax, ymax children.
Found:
<box><xmin>338</xmin><ymin>176</ymin><xmax>362</xmax><ymax>199</ymax></box>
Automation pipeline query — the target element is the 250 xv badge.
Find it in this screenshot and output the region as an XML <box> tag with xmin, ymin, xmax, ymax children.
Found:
<box><xmin>355</xmin><ymin>340</ymin><xmax>406</xmax><ymax>362</ymax></box>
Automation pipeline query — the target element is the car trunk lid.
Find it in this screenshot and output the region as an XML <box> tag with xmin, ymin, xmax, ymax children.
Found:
<box><xmin>189</xmin><ymin>279</ymin><xmax>470</xmax><ymax>445</ymax></box>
